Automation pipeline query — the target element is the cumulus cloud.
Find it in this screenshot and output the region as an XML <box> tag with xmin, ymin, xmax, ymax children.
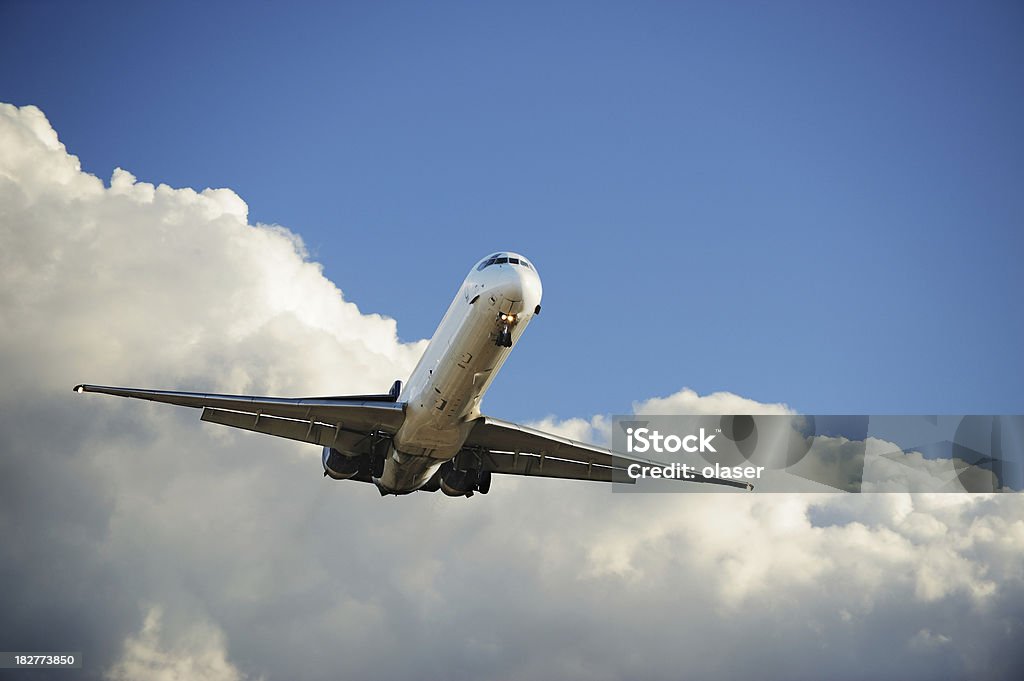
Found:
<box><xmin>106</xmin><ymin>608</ymin><xmax>253</xmax><ymax>681</ymax></box>
<box><xmin>1</xmin><ymin>102</ymin><xmax>1023</xmax><ymax>681</ymax></box>
<box><xmin>526</xmin><ymin>387</ymin><xmax>790</xmax><ymax>448</ymax></box>
<box><xmin>0</xmin><ymin>102</ymin><xmax>423</xmax><ymax>402</ymax></box>
<box><xmin>633</xmin><ymin>387</ymin><xmax>794</xmax><ymax>416</ymax></box>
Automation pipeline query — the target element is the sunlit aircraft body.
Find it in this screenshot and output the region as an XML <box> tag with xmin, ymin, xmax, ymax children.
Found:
<box><xmin>75</xmin><ymin>252</ymin><xmax>749</xmax><ymax>497</ymax></box>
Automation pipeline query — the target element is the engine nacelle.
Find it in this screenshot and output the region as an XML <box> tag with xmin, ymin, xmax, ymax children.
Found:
<box><xmin>439</xmin><ymin>464</ymin><xmax>492</xmax><ymax>496</ymax></box>
<box><xmin>322</xmin><ymin>447</ymin><xmax>361</xmax><ymax>480</ymax></box>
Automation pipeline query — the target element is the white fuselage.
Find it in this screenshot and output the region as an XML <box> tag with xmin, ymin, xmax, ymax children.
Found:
<box><xmin>376</xmin><ymin>252</ymin><xmax>543</xmax><ymax>492</ymax></box>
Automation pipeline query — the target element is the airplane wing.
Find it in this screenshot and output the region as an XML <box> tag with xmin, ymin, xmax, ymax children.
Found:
<box><xmin>72</xmin><ymin>384</ymin><xmax>406</xmax><ymax>450</ymax></box>
<box><xmin>461</xmin><ymin>416</ymin><xmax>753</xmax><ymax>490</ymax></box>
<box><xmin>73</xmin><ymin>384</ymin><xmax>750</xmax><ymax>490</ymax></box>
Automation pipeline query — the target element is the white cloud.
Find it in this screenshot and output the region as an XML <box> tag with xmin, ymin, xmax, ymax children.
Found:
<box><xmin>2</xmin><ymin>102</ymin><xmax>1023</xmax><ymax>681</ymax></box>
<box><xmin>633</xmin><ymin>387</ymin><xmax>794</xmax><ymax>416</ymax></box>
<box><xmin>0</xmin><ymin>102</ymin><xmax>424</xmax><ymax>403</ymax></box>
<box><xmin>908</xmin><ymin>628</ymin><xmax>952</xmax><ymax>652</ymax></box>
<box><xmin>527</xmin><ymin>414</ymin><xmax>610</xmax><ymax>444</ymax></box>
<box><xmin>106</xmin><ymin>608</ymin><xmax>254</xmax><ymax>681</ymax></box>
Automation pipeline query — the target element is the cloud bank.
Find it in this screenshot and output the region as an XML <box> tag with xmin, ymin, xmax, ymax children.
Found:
<box><xmin>1</xmin><ymin>103</ymin><xmax>1022</xmax><ymax>680</ymax></box>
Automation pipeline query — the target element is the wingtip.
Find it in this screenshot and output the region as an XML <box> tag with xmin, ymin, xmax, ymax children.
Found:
<box><xmin>73</xmin><ymin>384</ymin><xmax>85</xmax><ymax>394</ymax></box>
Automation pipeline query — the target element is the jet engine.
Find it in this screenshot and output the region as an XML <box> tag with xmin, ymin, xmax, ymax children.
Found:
<box><xmin>438</xmin><ymin>463</ymin><xmax>492</xmax><ymax>497</ymax></box>
<box><xmin>322</xmin><ymin>446</ymin><xmax>361</xmax><ymax>480</ymax></box>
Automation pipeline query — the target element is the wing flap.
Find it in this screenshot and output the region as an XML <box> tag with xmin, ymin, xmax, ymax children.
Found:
<box><xmin>201</xmin><ymin>408</ymin><xmax>377</xmax><ymax>453</ymax></box>
<box><xmin>460</xmin><ymin>450</ymin><xmax>635</xmax><ymax>483</ymax></box>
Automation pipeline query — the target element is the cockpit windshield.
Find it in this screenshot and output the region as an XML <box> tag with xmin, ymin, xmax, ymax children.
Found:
<box><xmin>477</xmin><ymin>254</ymin><xmax>533</xmax><ymax>271</ymax></box>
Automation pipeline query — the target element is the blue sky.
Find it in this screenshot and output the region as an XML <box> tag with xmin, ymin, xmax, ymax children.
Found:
<box><xmin>2</xmin><ymin>0</ymin><xmax>1021</xmax><ymax>419</ymax></box>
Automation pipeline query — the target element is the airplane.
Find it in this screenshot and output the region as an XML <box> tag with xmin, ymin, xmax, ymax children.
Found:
<box><xmin>74</xmin><ymin>252</ymin><xmax>751</xmax><ymax>497</ymax></box>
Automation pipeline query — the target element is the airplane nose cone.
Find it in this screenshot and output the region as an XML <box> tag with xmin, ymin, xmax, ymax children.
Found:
<box><xmin>492</xmin><ymin>265</ymin><xmax>542</xmax><ymax>313</ymax></box>
<box><xmin>522</xmin><ymin>268</ymin><xmax>543</xmax><ymax>309</ymax></box>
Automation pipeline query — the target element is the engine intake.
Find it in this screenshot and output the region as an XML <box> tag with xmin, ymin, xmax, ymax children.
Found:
<box><xmin>322</xmin><ymin>447</ymin><xmax>361</xmax><ymax>480</ymax></box>
<box><xmin>439</xmin><ymin>463</ymin><xmax>492</xmax><ymax>497</ymax></box>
